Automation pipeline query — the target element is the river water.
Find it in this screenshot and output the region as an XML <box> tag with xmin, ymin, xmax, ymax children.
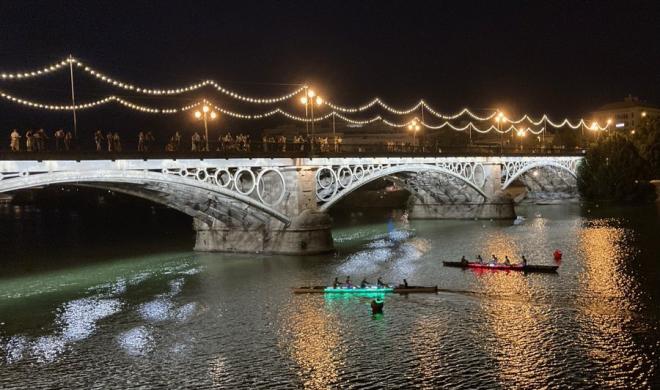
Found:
<box><xmin>0</xmin><ymin>198</ymin><xmax>659</xmax><ymax>389</ymax></box>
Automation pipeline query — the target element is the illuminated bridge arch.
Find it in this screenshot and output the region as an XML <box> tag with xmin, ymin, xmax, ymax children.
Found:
<box><xmin>316</xmin><ymin>162</ymin><xmax>489</xmax><ymax>211</ymax></box>
<box><xmin>500</xmin><ymin>157</ymin><xmax>580</xmax><ymax>190</ymax></box>
<box><xmin>0</xmin><ymin>169</ymin><xmax>290</xmax><ymax>228</ymax></box>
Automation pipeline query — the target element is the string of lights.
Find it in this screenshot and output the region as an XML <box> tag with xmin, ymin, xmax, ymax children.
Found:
<box><xmin>325</xmin><ymin>98</ymin><xmax>497</xmax><ymax>121</ymax></box>
<box><xmin>0</xmin><ymin>89</ymin><xmax>180</xmax><ymax>113</ymax></box>
<box><xmin>0</xmin><ymin>59</ymin><xmax>71</xmax><ymax>80</ymax></box>
<box><xmin>0</xmin><ymin>88</ymin><xmax>611</xmax><ymax>131</ymax></box>
<box><xmin>0</xmin><ymin>57</ymin><xmax>307</xmax><ymax>103</ymax></box>
<box><xmin>0</xmin><ymin>57</ymin><xmax>609</xmax><ymax>129</ymax></box>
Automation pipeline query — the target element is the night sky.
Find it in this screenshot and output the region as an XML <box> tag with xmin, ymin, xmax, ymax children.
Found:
<box><xmin>1</xmin><ymin>1</ymin><xmax>658</xmax><ymax>138</ymax></box>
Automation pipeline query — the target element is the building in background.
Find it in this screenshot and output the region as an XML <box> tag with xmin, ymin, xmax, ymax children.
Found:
<box><xmin>592</xmin><ymin>95</ymin><xmax>660</xmax><ymax>132</ymax></box>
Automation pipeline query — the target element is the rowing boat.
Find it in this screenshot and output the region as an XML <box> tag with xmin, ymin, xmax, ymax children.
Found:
<box><xmin>292</xmin><ymin>285</ymin><xmax>438</xmax><ymax>294</ymax></box>
<box><xmin>442</xmin><ymin>261</ymin><xmax>558</xmax><ymax>273</ymax></box>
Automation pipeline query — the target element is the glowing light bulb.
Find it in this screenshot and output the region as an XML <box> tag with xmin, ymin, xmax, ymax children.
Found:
<box><xmin>202</xmin><ymin>105</ymin><xmax>210</xmax><ymax>113</ymax></box>
<box><xmin>210</xmin><ymin>111</ymin><xmax>217</xmax><ymax>119</ymax></box>
<box><xmin>194</xmin><ymin>111</ymin><xmax>202</xmax><ymax>119</ymax></box>
<box><xmin>316</xmin><ymin>96</ymin><xmax>323</xmax><ymax>105</ymax></box>
<box><xmin>307</xmin><ymin>90</ymin><xmax>316</xmax><ymax>98</ymax></box>
<box><xmin>300</xmin><ymin>97</ymin><xmax>308</xmax><ymax>105</ymax></box>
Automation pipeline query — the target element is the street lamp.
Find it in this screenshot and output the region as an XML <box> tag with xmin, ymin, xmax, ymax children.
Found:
<box><xmin>407</xmin><ymin>120</ymin><xmax>421</xmax><ymax>151</ymax></box>
<box><xmin>300</xmin><ymin>88</ymin><xmax>323</xmax><ymax>152</ymax></box>
<box><xmin>516</xmin><ymin>128</ymin><xmax>526</xmax><ymax>150</ymax></box>
<box><xmin>495</xmin><ymin>111</ymin><xmax>507</xmax><ymax>152</ymax></box>
<box><xmin>194</xmin><ymin>104</ymin><xmax>218</xmax><ymax>151</ymax></box>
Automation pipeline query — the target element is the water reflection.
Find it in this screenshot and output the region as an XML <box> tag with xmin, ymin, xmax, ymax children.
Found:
<box><xmin>117</xmin><ymin>326</ymin><xmax>154</xmax><ymax>356</ymax></box>
<box><xmin>1</xmin><ymin>205</ymin><xmax>659</xmax><ymax>388</ymax></box>
<box><xmin>577</xmin><ymin>219</ymin><xmax>653</xmax><ymax>386</ymax></box>
<box><xmin>279</xmin><ymin>298</ymin><xmax>345</xmax><ymax>388</ymax></box>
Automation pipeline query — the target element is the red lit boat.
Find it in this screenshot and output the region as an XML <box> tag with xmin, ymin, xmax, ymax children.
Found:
<box><xmin>442</xmin><ymin>261</ymin><xmax>558</xmax><ymax>273</ymax></box>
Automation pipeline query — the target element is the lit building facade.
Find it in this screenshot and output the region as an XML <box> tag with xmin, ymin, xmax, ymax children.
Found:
<box><xmin>592</xmin><ymin>95</ymin><xmax>660</xmax><ymax>132</ymax></box>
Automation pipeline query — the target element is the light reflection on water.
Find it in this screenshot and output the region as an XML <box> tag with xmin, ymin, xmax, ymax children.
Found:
<box><xmin>0</xmin><ymin>204</ymin><xmax>658</xmax><ymax>388</ymax></box>
<box><xmin>576</xmin><ymin>221</ymin><xmax>654</xmax><ymax>387</ymax></box>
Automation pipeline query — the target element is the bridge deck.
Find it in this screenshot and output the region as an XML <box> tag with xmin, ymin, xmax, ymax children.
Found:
<box><xmin>0</xmin><ymin>145</ymin><xmax>585</xmax><ymax>161</ymax></box>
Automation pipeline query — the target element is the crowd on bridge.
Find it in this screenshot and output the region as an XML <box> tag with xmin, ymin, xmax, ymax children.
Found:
<box><xmin>7</xmin><ymin>128</ymin><xmax>345</xmax><ymax>154</ymax></box>
<box><xmin>9</xmin><ymin>128</ymin><xmax>74</xmax><ymax>152</ymax></box>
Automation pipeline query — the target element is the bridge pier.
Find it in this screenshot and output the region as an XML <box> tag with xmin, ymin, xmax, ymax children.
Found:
<box><xmin>193</xmin><ymin>210</ymin><xmax>333</xmax><ymax>254</ymax></box>
<box><xmin>193</xmin><ymin>166</ymin><xmax>335</xmax><ymax>254</ymax></box>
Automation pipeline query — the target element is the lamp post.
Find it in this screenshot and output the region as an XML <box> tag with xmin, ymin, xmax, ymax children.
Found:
<box><xmin>300</xmin><ymin>89</ymin><xmax>323</xmax><ymax>152</ymax></box>
<box><xmin>194</xmin><ymin>104</ymin><xmax>218</xmax><ymax>151</ymax></box>
<box><xmin>590</xmin><ymin>121</ymin><xmax>600</xmax><ymax>142</ymax></box>
<box><xmin>407</xmin><ymin>120</ymin><xmax>421</xmax><ymax>152</ymax></box>
<box><xmin>516</xmin><ymin>128</ymin><xmax>526</xmax><ymax>151</ymax></box>
<box><xmin>495</xmin><ymin>111</ymin><xmax>506</xmax><ymax>153</ymax></box>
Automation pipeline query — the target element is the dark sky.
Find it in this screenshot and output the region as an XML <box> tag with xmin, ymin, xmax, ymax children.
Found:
<box><xmin>0</xmin><ymin>0</ymin><xmax>658</xmax><ymax>136</ymax></box>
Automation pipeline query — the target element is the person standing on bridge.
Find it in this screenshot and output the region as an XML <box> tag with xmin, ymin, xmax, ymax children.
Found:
<box><xmin>113</xmin><ymin>132</ymin><xmax>122</xmax><ymax>152</ymax></box>
<box><xmin>174</xmin><ymin>131</ymin><xmax>181</xmax><ymax>151</ymax></box>
<box><xmin>25</xmin><ymin>130</ymin><xmax>33</xmax><ymax>152</ymax></box>
<box><xmin>9</xmin><ymin>129</ymin><xmax>21</xmax><ymax>152</ymax></box>
<box><xmin>137</xmin><ymin>131</ymin><xmax>145</xmax><ymax>152</ymax></box>
<box><xmin>145</xmin><ymin>131</ymin><xmax>155</xmax><ymax>152</ymax></box>
<box><xmin>94</xmin><ymin>131</ymin><xmax>103</xmax><ymax>152</ymax></box>
<box><xmin>33</xmin><ymin>130</ymin><xmax>42</xmax><ymax>152</ymax></box>
<box><xmin>54</xmin><ymin>129</ymin><xmax>65</xmax><ymax>151</ymax></box>
<box><xmin>191</xmin><ymin>132</ymin><xmax>200</xmax><ymax>151</ymax></box>
<box><xmin>106</xmin><ymin>131</ymin><xmax>113</xmax><ymax>152</ymax></box>
<box><xmin>64</xmin><ymin>131</ymin><xmax>72</xmax><ymax>151</ymax></box>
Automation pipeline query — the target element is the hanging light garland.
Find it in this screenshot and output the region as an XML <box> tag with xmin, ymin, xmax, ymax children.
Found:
<box><xmin>0</xmin><ymin>57</ymin><xmax>610</xmax><ymax>131</ymax></box>
<box><xmin>0</xmin><ymin>59</ymin><xmax>71</xmax><ymax>80</ymax></box>
<box><xmin>0</xmin><ymin>88</ymin><xmax>611</xmax><ymax>131</ymax></box>
<box><xmin>0</xmin><ymin>57</ymin><xmax>307</xmax><ymax>103</ymax></box>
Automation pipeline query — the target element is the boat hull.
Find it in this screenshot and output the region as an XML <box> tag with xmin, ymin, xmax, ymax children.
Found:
<box><xmin>442</xmin><ymin>261</ymin><xmax>558</xmax><ymax>273</ymax></box>
<box><xmin>293</xmin><ymin>285</ymin><xmax>438</xmax><ymax>294</ymax></box>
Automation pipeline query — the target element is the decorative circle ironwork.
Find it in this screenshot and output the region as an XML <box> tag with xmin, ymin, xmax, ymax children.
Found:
<box><xmin>213</xmin><ymin>168</ymin><xmax>232</xmax><ymax>188</ymax></box>
<box><xmin>315</xmin><ymin>167</ymin><xmax>338</xmax><ymax>201</ymax></box>
<box><xmin>234</xmin><ymin>168</ymin><xmax>256</xmax><ymax>195</ymax></box>
<box><xmin>256</xmin><ymin>168</ymin><xmax>286</xmax><ymax>206</ymax></box>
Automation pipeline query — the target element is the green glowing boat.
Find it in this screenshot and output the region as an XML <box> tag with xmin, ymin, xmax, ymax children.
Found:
<box><xmin>292</xmin><ymin>285</ymin><xmax>438</xmax><ymax>294</ymax></box>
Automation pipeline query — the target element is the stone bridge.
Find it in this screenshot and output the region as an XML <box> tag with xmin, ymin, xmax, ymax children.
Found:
<box><xmin>0</xmin><ymin>156</ymin><xmax>581</xmax><ymax>254</ymax></box>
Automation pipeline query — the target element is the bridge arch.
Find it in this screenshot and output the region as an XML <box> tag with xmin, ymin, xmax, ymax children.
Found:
<box><xmin>317</xmin><ymin>163</ymin><xmax>488</xmax><ymax>211</ymax></box>
<box><xmin>0</xmin><ymin>170</ymin><xmax>291</xmax><ymax>227</ymax></box>
<box><xmin>501</xmin><ymin>160</ymin><xmax>579</xmax><ymax>190</ymax></box>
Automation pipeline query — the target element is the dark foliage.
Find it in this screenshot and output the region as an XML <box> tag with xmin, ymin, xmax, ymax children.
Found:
<box><xmin>577</xmin><ymin>133</ymin><xmax>655</xmax><ymax>202</ymax></box>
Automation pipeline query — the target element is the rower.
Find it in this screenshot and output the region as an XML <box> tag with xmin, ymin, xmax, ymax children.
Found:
<box><xmin>377</xmin><ymin>277</ymin><xmax>385</xmax><ymax>287</ymax></box>
<box><xmin>360</xmin><ymin>277</ymin><xmax>369</xmax><ymax>288</ymax></box>
<box><xmin>521</xmin><ymin>255</ymin><xmax>528</xmax><ymax>267</ymax></box>
<box><xmin>345</xmin><ymin>276</ymin><xmax>353</xmax><ymax>288</ymax></box>
<box><xmin>476</xmin><ymin>255</ymin><xmax>484</xmax><ymax>263</ymax></box>
<box><xmin>504</xmin><ymin>256</ymin><xmax>511</xmax><ymax>265</ymax></box>
<box><xmin>491</xmin><ymin>254</ymin><xmax>498</xmax><ymax>264</ymax></box>
<box><xmin>460</xmin><ymin>256</ymin><xmax>468</xmax><ymax>265</ymax></box>
<box><xmin>402</xmin><ymin>278</ymin><xmax>409</xmax><ymax>288</ymax></box>
<box><xmin>333</xmin><ymin>277</ymin><xmax>340</xmax><ymax>288</ymax></box>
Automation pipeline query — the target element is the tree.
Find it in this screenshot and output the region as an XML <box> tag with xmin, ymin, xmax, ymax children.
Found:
<box><xmin>577</xmin><ymin>133</ymin><xmax>655</xmax><ymax>202</ymax></box>
<box><xmin>632</xmin><ymin>119</ymin><xmax>660</xmax><ymax>179</ymax></box>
